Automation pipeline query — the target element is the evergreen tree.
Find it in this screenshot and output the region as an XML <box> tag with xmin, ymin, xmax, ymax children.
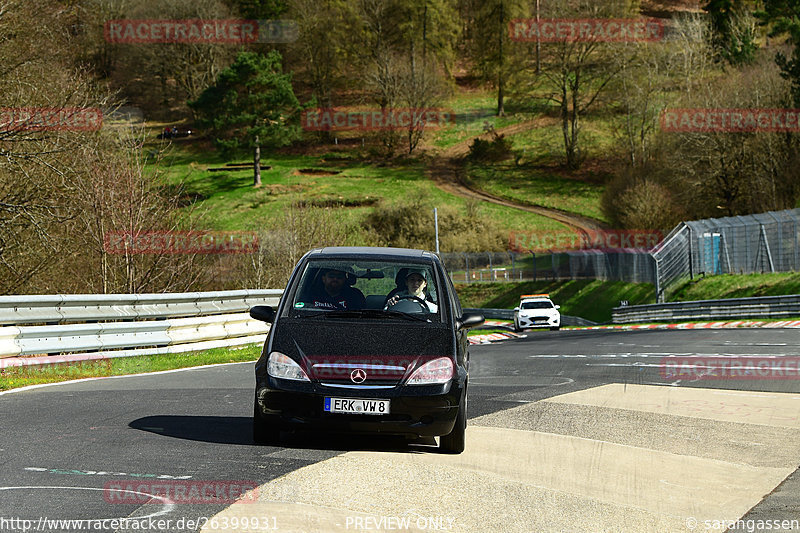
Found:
<box><xmin>189</xmin><ymin>50</ymin><xmax>303</xmax><ymax>187</ymax></box>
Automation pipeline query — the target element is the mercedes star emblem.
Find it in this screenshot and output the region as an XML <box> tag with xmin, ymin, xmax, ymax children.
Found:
<box><xmin>350</xmin><ymin>368</ymin><xmax>367</xmax><ymax>384</ymax></box>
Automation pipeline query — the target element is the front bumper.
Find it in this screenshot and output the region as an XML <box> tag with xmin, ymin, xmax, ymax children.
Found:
<box><xmin>256</xmin><ymin>378</ymin><xmax>464</xmax><ymax>438</ymax></box>
<box><xmin>516</xmin><ymin>314</ymin><xmax>560</xmax><ymax>329</ymax></box>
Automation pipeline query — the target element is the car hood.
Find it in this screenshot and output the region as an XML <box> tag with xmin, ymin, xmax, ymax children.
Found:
<box><xmin>271</xmin><ymin>318</ymin><xmax>454</xmax><ymax>386</ymax></box>
<box><xmin>519</xmin><ymin>308</ymin><xmax>559</xmax><ymax>315</ymax></box>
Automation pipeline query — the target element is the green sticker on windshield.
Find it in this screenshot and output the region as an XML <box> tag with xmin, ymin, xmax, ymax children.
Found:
<box><xmin>294</xmin><ymin>302</ymin><xmax>305</xmax><ymax>308</ymax></box>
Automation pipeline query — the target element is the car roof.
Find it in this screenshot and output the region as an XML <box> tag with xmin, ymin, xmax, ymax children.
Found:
<box><xmin>306</xmin><ymin>246</ymin><xmax>436</xmax><ymax>260</ymax></box>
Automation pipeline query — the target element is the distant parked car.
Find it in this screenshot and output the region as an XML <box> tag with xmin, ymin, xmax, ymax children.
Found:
<box><xmin>514</xmin><ymin>294</ymin><xmax>561</xmax><ymax>331</ymax></box>
<box><xmin>248</xmin><ymin>246</ymin><xmax>485</xmax><ymax>453</ymax></box>
<box><xmin>157</xmin><ymin>127</ymin><xmax>193</xmax><ymax>140</ymax></box>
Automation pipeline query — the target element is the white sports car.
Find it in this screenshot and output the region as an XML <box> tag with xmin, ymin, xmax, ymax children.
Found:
<box><xmin>514</xmin><ymin>294</ymin><xmax>561</xmax><ymax>331</ymax></box>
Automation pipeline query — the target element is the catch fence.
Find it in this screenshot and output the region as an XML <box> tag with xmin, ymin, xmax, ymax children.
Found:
<box><xmin>652</xmin><ymin>209</ymin><xmax>800</xmax><ymax>301</ymax></box>
<box><xmin>441</xmin><ymin>208</ymin><xmax>800</xmax><ymax>302</ymax></box>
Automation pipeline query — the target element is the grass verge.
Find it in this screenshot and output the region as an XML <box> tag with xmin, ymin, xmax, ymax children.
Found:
<box><xmin>467</xmin><ymin>328</ymin><xmax>512</xmax><ymax>336</ymax></box>
<box><xmin>0</xmin><ymin>344</ymin><xmax>261</xmax><ymax>392</ymax></box>
<box><xmin>466</xmin><ymin>162</ymin><xmax>607</xmax><ymax>222</ymax></box>
<box><xmin>669</xmin><ymin>272</ymin><xmax>800</xmax><ymax>301</ymax></box>
<box><xmin>152</xmin><ymin>142</ymin><xmax>571</xmax><ymax>235</ymax></box>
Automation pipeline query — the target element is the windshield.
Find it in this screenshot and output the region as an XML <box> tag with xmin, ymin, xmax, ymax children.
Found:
<box><xmin>521</xmin><ymin>301</ymin><xmax>554</xmax><ymax>310</ymax></box>
<box><xmin>288</xmin><ymin>259</ymin><xmax>441</xmax><ymax>321</ymax></box>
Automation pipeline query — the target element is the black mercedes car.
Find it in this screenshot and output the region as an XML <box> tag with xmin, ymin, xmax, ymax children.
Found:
<box><xmin>248</xmin><ymin>246</ymin><xmax>484</xmax><ymax>453</ymax></box>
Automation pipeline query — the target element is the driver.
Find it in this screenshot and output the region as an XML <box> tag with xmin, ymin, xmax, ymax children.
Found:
<box><xmin>310</xmin><ymin>268</ymin><xmax>365</xmax><ymax>310</ymax></box>
<box><xmin>385</xmin><ymin>269</ymin><xmax>438</xmax><ymax>313</ymax></box>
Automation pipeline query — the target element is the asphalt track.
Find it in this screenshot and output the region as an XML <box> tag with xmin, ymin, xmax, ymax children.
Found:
<box><xmin>2</xmin><ymin>328</ymin><xmax>800</xmax><ymax>532</ymax></box>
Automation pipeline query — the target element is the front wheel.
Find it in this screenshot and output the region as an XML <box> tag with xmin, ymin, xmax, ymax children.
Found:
<box><xmin>253</xmin><ymin>399</ymin><xmax>281</xmax><ymax>445</ymax></box>
<box><xmin>550</xmin><ymin>326</ymin><xmax>560</xmax><ymax>331</ymax></box>
<box><xmin>440</xmin><ymin>393</ymin><xmax>466</xmax><ymax>454</ymax></box>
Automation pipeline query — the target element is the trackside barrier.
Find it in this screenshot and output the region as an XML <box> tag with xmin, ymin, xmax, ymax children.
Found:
<box><xmin>465</xmin><ymin>308</ymin><xmax>514</xmax><ymax>320</ymax></box>
<box><xmin>465</xmin><ymin>308</ymin><xmax>597</xmax><ymax>326</ymax></box>
<box><xmin>0</xmin><ymin>290</ymin><xmax>282</xmax><ymax>362</ymax></box>
<box><xmin>612</xmin><ymin>294</ymin><xmax>800</xmax><ymax>324</ymax></box>
<box><xmin>0</xmin><ymin>289</ymin><xmax>283</xmax><ymax>325</ymax></box>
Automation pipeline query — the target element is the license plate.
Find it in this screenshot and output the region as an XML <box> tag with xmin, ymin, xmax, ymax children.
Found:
<box><xmin>324</xmin><ymin>397</ymin><xmax>390</xmax><ymax>415</ymax></box>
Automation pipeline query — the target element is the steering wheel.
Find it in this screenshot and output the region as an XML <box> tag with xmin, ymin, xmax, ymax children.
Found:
<box><xmin>384</xmin><ymin>295</ymin><xmax>429</xmax><ymax>312</ymax></box>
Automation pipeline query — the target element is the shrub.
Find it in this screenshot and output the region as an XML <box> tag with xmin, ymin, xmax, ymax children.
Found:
<box><xmin>363</xmin><ymin>193</ymin><xmax>506</xmax><ymax>252</ymax></box>
<box><xmin>467</xmin><ymin>133</ymin><xmax>513</xmax><ymax>162</ymax></box>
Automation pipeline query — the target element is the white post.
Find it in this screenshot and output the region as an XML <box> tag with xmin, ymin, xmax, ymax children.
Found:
<box><xmin>434</xmin><ymin>207</ymin><xmax>440</xmax><ymax>254</ymax></box>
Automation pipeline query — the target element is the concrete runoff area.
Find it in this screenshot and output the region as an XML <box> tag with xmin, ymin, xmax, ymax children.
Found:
<box><xmin>204</xmin><ymin>384</ymin><xmax>800</xmax><ymax>532</ymax></box>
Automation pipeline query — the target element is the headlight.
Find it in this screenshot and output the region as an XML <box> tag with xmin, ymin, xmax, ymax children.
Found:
<box><xmin>407</xmin><ymin>357</ymin><xmax>453</xmax><ymax>385</ymax></box>
<box><xmin>267</xmin><ymin>352</ymin><xmax>310</xmax><ymax>381</ymax></box>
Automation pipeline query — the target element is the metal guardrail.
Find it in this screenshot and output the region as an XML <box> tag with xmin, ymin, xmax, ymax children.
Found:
<box><xmin>465</xmin><ymin>308</ymin><xmax>597</xmax><ymax>327</ymax></box>
<box><xmin>0</xmin><ymin>290</ymin><xmax>282</xmax><ymax>364</ymax></box>
<box><xmin>612</xmin><ymin>294</ymin><xmax>800</xmax><ymax>324</ymax></box>
<box><xmin>0</xmin><ymin>289</ymin><xmax>282</xmax><ymax>325</ymax></box>
<box><xmin>0</xmin><ymin>287</ymin><xmax>611</xmax><ymax>366</ymax></box>
<box><xmin>465</xmin><ymin>308</ymin><xmax>514</xmax><ymax>320</ymax></box>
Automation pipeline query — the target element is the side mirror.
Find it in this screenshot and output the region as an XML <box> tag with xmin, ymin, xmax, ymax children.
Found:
<box><xmin>513</xmin><ymin>307</ymin><xmax>520</xmax><ymax>311</ymax></box>
<box><xmin>249</xmin><ymin>305</ymin><xmax>275</xmax><ymax>323</ymax></box>
<box><xmin>555</xmin><ymin>305</ymin><xmax>561</xmax><ymax>309</ymax></box>
<box><xmin>457</xmin><ymin>312</ymin><xmax>484</xmax><ymax>331</ymax></box>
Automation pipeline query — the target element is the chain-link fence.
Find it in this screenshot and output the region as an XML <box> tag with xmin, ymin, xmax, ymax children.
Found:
<box><xmin>441</xmin><ymin>208</ymin><xmax>800</xmax><ymax>302</ymax></box>
<box><xmin>652</xmin><ymin>208</ymin><xmax>800</xmax><ymax>301</ymax></box>
<box><xmin>440</xmin><ymin>250</ymin><xmax>655</xmax><ymax>284</ymax></box>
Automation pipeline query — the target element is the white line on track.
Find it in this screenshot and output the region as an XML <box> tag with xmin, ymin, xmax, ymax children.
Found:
<box><xmin>529</xmin><ymin>353</ymin><xmax>787</xmax><ymax>359</ymax></box>
<box><xmin>0</xmin><ymin>486</ymin><xmax>174</xmax><ymax>521</ymax></box>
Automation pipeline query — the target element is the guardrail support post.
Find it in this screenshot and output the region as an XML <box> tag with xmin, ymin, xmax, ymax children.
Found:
<box><xmin>654</xmin><ymin>255</ymin><xmax>662</xmax><ymax>303</ymax></box>
<box><xmin>687</xmin><ymin>224</ymin><xmax>693</xmax><ymax>280</ymax></box>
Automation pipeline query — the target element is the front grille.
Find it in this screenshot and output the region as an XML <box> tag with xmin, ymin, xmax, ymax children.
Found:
<box><xmin>308</xmin><ymin>360</ymin><xmax>410</xmax><ymax>386</ymax></box>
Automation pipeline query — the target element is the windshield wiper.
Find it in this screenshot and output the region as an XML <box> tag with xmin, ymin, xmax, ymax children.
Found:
<box><xmin>370</xmin><ymin>309</ymin><xmax>430</xmax><ymax>322</ymax></box>
<box><xmin>296</xmin><ymin>309</ymin><xmax>429</xmax><ymax>322</ymax></box>
<box><xmin>294</xmin><ymin>310</ymin><xmax>330</xmax><ymax>318</ymax></box>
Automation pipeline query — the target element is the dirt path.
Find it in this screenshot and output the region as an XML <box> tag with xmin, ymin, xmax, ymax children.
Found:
<box><xmin>427</xmin><ymin>116</ymin><xmax>608</xmax><ymax>233</ymax></box>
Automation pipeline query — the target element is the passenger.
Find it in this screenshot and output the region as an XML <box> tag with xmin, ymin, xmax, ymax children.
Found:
<box><xmin>310</xmin><ymin>268</ymin><xmax>365</xmax><ymax>310</ymax></box>
<box><xmin>385</xmin><ymin>269</ymin><xmax>438</xmax><ymax>313</ymax></box>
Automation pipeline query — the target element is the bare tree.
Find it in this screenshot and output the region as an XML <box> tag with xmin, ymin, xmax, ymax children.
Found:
<box><xmin>399</xmin><ymin>58</ymin><xmax>448</xmax><ymax>154</ymax></box>
<box><xmin>662</xmin><ymin>62</ymin><xmax>800</xmax><ymax>218</ymax></box>
<box><xmin>516</xmin><ymin>0</ymin><xmax>637</xmax><ymax>169</ymax></box>
<box><xmin>667</xmin><ymin>14</ymin><xmax>714</xmax><ymax>95</ymax></box>
<box><xmin>612</xmin><ymin>42</ymin><xmax>671</xmax><ymax>167</ymax></box>
<box><xmin>232</xmin><ymin>203</ymin><xmax>354</xmax><ymax>290</ymax></box>
<box><xmin>463</xmin><ymin>0</ymin><xmax>527</xmax><ymax>116</ymax></box>
<box><xmin>113</xmin><ymin>0</ymin><xmax>237</xmax><ymax>118</ymax></box>
<box><xmin>287</xmin><ymin>0</ymin><xmax>352</xmax><ymax>110</ymax></box>
<box><xmin>0</xmin><ymin>0</ymin><xmax>114</xmax><ymax>292</ymax></box>
<box><xmin>65</xmin><ymin>127</ymin><xmax>213</xmax><ymax>293</ymax></box>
